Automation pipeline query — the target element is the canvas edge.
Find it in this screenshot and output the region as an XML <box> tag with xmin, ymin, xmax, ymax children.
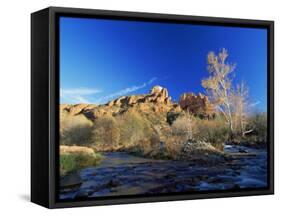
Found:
<box><xmin>31</xmin><ymin>8</ymin><xmax>51</xmax><ymax>208</ymax></box>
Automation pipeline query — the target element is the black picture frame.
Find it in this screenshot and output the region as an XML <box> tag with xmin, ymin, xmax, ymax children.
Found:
<box><xmin>31</xmin><ymin>6</ymin><xmax>274</xmax><ymax>208</ymax></box>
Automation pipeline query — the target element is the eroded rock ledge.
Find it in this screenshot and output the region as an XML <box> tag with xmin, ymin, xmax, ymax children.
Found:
<box><xmin>60</xmin><ymin>85</ymin><xmax>215</xmax><ymax>120</ymax></box>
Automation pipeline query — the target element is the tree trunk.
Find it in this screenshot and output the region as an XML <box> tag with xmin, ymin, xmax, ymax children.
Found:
<box><xmin>229</xmin><ymin>119</ymin><xmax>234</xmax><ymax>140</ymax></box>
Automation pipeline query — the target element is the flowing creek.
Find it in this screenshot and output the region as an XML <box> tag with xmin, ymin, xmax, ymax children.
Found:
<box><xmin>60</xmin><ymin>144</ymin><xmax>267</xmax><ymax>199</ymax></box>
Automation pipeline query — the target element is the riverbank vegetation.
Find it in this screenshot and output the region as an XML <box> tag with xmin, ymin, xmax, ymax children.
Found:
<box><xmin>60</xmin><ymin>145</ymin><xmax>102</xmax><ymax>176</ymax></box>
<box><xmin>59</xmin><ymin>109</ymin><xmax>266</xmax><ymax>163</ymax></box>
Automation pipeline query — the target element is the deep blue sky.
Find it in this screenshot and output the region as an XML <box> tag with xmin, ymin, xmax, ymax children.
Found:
<box><xmin>60</xmin><ymin>17</ymin><xmax>267</xmax><ymax>111</ymax></box>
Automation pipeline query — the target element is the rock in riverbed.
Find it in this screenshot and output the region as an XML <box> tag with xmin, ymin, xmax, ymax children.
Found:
<box><xmin>61</xmin><ymin>172</ymin><xmax>82</xmax><ymax>189</ymax></box>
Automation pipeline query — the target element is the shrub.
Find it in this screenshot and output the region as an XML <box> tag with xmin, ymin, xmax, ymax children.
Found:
<box><xmin>194</xmin><ymin>117</ymin><xmax>228</xmax><ymax>146</ymax></box>
<box><xmin>92</xmin><ymin>115</ymin><xmax>120</xmax><ymax>149</ymax></box>
<box><xmin>167</xmin><ymin>111</ymin><xmax>182</xmax><ymax>125</ymax></box>
<box><xmin>248</xmin><ymin>113</ymin><xmax>267</xmax><ymax>142</ymax></box>
<box><xmin>118</xmin><ymin>111</ymin><xmax>153</xmax><ymax>147</ymax></box>
<box><xmin>60</xmin><ymin>113</ymin><xmax>93</xmax><ymax>145</ymax></box>
<box><xmin>109</xmin><ymin>111</ymin><xmax>164</xmax><ymax>157</ymax></box>
<box><xmin>130</xmin><ymin>133</ymin><xmax>161</xmax><ymax>157</ymax></box>
<box><xmin>164</xmin><ymin>136</ymin><xmax>184</xmax><ymax>160</ymax></box>
<box><xmin>60</xmin><ymin>151</ymin><xmax>102</xmax><ymax>176</ymax></box>
<box><xmin>60</xmin><ymin>153</ymin><xmax>76</xmax><ymax>176</ymax></box>
<box><xmin>171</xmin><ymin>113</ymin><xmax>193</xmax><ymax>140</ymax></box>
<box><xmin>159</xmin><ymin>113</ymin><xmax>195</xmax><ymax>158</ymax></box>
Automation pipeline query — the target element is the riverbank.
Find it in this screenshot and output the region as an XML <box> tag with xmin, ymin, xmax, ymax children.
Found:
<box><xmin>93</xmin><ymin>140</ymin><xmax>228</xmax><ymax>163</ymax></box>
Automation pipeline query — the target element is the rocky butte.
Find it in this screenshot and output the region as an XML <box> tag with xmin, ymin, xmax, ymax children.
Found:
<box><xmin>179</xmin><ymin>92</ymin><xmax>215</xmax><ymax>118</ymax></box>
<box><xmin>60</xmin><ymin>85</ymin><xmax>215</xmax><ymax>120</ymax></box>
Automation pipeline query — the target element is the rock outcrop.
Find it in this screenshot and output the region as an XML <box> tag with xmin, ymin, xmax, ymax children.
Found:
<box><xmin>106</xmin><ymin>85</ymin><xmax>171</xmax><ymax>107</ymax></box>
<box><xmin>179</xmin><ymin>93</ymin><xmax>215</xmax><ymax>118</ymax></box>
<box><xmin>61</xmin><ymin>86</ymin><xmax>180</xmax><ymax>121</ymax></box>
<box><xmin>60</xmin><ymin>104</ymin><xmax>97</xmax><ymax>115</ymax></box>
<box><xmin>60</xmin><ymin>86</ymin><xmax>215</xmax><ymax>121</ymax></box>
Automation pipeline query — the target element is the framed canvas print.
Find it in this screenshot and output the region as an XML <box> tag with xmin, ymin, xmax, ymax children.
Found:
<box><xmin>31</xmin><ymin>7</ymin><xmax>274</xmax><ymax>208</ymax></box>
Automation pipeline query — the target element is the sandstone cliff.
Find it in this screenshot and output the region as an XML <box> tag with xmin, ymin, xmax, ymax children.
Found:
<box><xmin>179</xmin><ymin>92</ymin><xmax>215</xmax><ymax>118</ymax></box>
<box><xmin>61</xmin><ymin>86</ymin><xmax>182</xmax><ymax>120</ymax></box>
<box><xmin>60</xmin><ymin>86</ymin><xmax>216</xmax><ymax>125</ymax></box>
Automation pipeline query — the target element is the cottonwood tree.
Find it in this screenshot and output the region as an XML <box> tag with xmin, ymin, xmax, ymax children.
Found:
<box><xmin>202</xmin><ymin>48</ymin><xmax>236</xmax><ymax>138</ymax></box>
<box><xmin>231</xmin><ymin>81</ymin><xmax>253</xmax><ymax>137</ymax></box>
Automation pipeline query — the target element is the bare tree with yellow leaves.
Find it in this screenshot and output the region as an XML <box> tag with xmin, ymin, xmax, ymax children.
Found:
<box><xmin>202</xmin><ymin>48</ymin><xmax>236</xmax><ymax>139</ymax></box>
<box><xmin>231</xmin><ymin>81</ymin><xmax>253</xmax><ymax>137</ymax></box>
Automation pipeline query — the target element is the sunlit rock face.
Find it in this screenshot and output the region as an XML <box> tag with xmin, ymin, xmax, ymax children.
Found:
<box><xmin>60</xmin><ymin>86</ymin><xmax>216</xmax><ymax>122</ymax></box>
<box><xmin>105</xmin><ymin>85</ymin><xmax>171</xmax><ymax>108</ymax></box>
<box><xmin>60</xmin><ymin>104</ymin><xmax>97</xmax><ymax>115</ymax></box>
<box><xmin>60</xmin><ymin>85</ymin><xmax>179</xmax><ymax>120</ymax></box>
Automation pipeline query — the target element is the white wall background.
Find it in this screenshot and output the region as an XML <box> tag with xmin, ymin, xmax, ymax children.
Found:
<box><xmin>0</xmin><ymin>0</ymin><xmax>279</xmax><ymax>214</ymax></box>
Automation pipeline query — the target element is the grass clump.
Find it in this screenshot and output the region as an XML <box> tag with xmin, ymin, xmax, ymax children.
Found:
<box><xmin>60</xmin><ymin>145</ymin><xmax>102</xmax><ymax>176</ymax></box>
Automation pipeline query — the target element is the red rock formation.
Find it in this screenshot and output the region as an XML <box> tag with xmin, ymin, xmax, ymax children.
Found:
<box><xmin>61</xmin><ymin>86</ymin><xmax>178</xmax><ymax>120</ymax></box>
<box><xmin>179</xmin><ymin>93</ymin><xmax>215</xmax><ymax>118</ymax></box>
<box><xmin>60</xmin><ymin>87</ymin><xmax>216</xmax><ymax>120</ymax></box>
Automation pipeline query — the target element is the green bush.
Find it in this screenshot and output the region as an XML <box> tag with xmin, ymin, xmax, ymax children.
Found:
<box><xmin>60</xmin><ymin>152</ymin><xmax>102</xmax><ymax>176</ymax></box>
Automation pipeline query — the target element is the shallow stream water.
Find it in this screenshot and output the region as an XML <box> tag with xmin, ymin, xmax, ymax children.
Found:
<box><xmin>60</xmin><ymin>144</ymin><xmax>267</xmax><ymax>200</ymax></box>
